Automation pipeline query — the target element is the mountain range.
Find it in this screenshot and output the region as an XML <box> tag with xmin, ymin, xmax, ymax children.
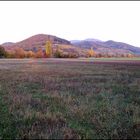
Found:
<box><xmin>1</xmin><ymin>34</ymin><xmax>140</xmax><ymax>56</ymax></box>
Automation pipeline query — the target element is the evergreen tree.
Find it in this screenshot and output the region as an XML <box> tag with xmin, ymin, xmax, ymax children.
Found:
<box><xmin>0</xmin><ymin>46</ymin><xmax>7</xmax><ymax>58</ymax></box>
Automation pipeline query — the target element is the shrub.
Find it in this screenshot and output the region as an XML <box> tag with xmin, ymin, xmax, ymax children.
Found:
<box><xmin>0</xmin><ymin>46</ymin><xmax>7</xmax><ymax>58</ymax></box>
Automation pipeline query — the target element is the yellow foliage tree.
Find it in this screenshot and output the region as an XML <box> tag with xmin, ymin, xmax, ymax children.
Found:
<box><xmin>88</xmin><ymin>47</ymin><xmax>95</xmax><ymax>57</ymax></box>
<box><xmin>45</xmin><ymin>40</ymin><xmax>52</xmax><ymax>57</ymax></box>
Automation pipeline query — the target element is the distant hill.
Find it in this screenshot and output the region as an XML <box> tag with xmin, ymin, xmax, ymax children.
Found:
<box><xmin>84</xmin><ymin>38</ymin><xmax>102</xmax><ymax>42</ymax></box>
<box><xmin>71</xmin><ymin>39</ymin><xmax>140</xmax><ymax>55</ymax></box>
<box><xmin>2</xmin><ymin>34</ymin><xmax>71</xmax><ymax>51</ymax></box>
<box><xmin>104</xmin><ymin>40</ymin><xmax>140</xmax><ymax>54</ymax></box>
<box><xmin>2</xmin><ymin>42</ymin><xmax>15</xmax><ymax>47</ymax></box>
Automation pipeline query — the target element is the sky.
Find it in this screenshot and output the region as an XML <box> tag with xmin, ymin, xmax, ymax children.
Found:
<box><xmin>0</xmin><ymin>1</ymin><xmax>140</xmax><ymax>47</ymax></box>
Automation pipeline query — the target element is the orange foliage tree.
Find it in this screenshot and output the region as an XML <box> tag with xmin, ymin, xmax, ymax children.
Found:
<box><xmin>35</xmin><ymin>49</ymin><xmax>43</xmax><ymax>58</ymax></box>
<box><xmin>25</xmin><ymin>51</ymin><xmax>35</xmax><ymax>58</ymax></box>
<box><xmin>14</xmin><ymin>48</ymin><xmax>25</xmax><ymax>58</ymax></box>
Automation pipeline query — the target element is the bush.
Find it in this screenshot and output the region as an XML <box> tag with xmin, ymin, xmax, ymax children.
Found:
<box><xmin>54</xmin><ymin>46</ymin><xmax>63</xmax><ymax>58</ymax></box>
<box><xmin>59</xmin><ymin>53</ymin><xmax>79</xmax><ymax>58</ymax></box>
<box><xmin>6</xmin><ymin>52</ymin><xmax>15</xmax><ymax>58</ymax></box>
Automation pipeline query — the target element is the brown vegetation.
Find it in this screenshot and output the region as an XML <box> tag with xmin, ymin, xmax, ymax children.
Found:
<box><xmin>0</xmin><ymin>58</ymin><xmax>140</xmax><ymax>139</ymax></box>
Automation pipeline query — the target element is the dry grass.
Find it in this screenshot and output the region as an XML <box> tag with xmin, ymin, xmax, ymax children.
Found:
<box><xmin>0</xmin><ymin>58</ymin><xmax>140</xmax><ymax>139</ymax></box>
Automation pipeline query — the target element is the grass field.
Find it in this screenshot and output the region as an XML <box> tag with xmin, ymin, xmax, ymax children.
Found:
<box><xmin>0</xmin><ymin>58</ymin><xmax>140</xmax><ymax>139</ymax></box>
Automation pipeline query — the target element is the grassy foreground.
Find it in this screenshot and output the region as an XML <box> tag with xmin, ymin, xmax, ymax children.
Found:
<box><xmin>0</xmin><ymin>58</ymin><xmax>140</xmax><ymax>139</ymax></box>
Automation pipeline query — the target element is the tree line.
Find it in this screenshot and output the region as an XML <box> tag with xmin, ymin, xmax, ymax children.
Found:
<box><xmin>0</xmin><ymin>41</ymin><xmax>134</xmax><ymax>58</ymax></box>
<box><xmin>0</xmin><ymin>41</ymin><xmax>79</xmax><ymax>58</ymax></box>
<box><xmin>0</xmin><ymin>41</ymin><xmax>52</xmax><ymax>58</ymax></box>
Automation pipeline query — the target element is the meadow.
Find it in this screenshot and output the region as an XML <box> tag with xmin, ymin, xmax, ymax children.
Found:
<box><xmin>0</xmin><ymin>58</ymin><xmax>140</xmax><ymax>139</ymax></box>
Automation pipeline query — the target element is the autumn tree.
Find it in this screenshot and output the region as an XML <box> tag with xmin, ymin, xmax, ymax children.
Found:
<box><xmin>14</xmin><ymin>48</ymin><xmax>25</xmax><ymax>58</ymax></box>
<box><xmin>127</xmin><ymin>53</ymin><xmax>133</xmax><ymax>58</ymax></box>
<box><xmin>0</xmin><ymin>46</ymin><xmax>7</xmax><ymax>58</ymax></box>
<box><xmin>35</xmin><ymin>49</ymin><xmax>43</xmax><ymax>58</ymax></box>
<box><xmin>95</xmin><ymin>53</ymin><xmax>102</xmax><ymax>58</ymax></box>
<box><xmin>88</xmin><ymin>47</ymin><xmax>95</xmax><ymax>57</ymax></box>
<box><xmin>120</xmin><ymin>54</ymin><xmax>126</xmax><ymax>57</ymax></box>
<box><xmin>25</xmin><ymin>51</ymin><xmax>35</xmax><ymax>58</ymax></box>
<box><xmin>54</xmin><ymin>45</ymin><xmax>62</xmax><ymax>58</ymax></box>
<box><xmin>6</xmin><ymin>51</ymin><xmax>15</xmax><ymax>58</ymax></box>
<box><xmin>45</xmin><ymin>40</ymin><xmax>52</xmax><ymax>57</ymax></box>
